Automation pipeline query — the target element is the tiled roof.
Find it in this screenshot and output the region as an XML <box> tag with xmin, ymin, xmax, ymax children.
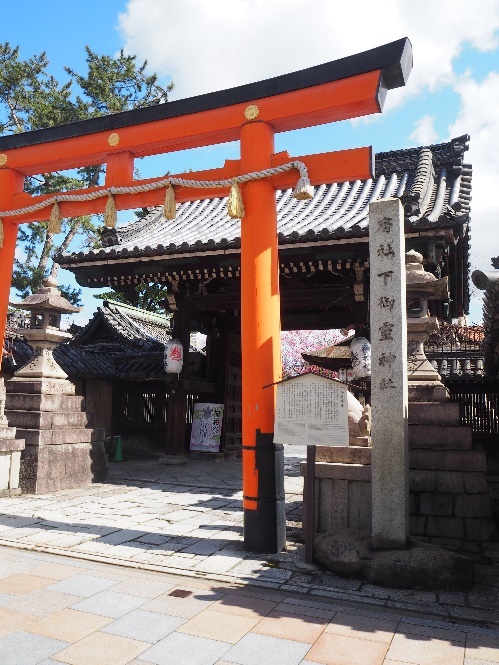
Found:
<box><xmin>71</xmin><ymin>300</ymin><xmax>171</xmax><ymax>347</ymax></box>
<box><xmin>56</xmin><ymin>136</ymin><xmax>471</xmax><ymax>267</ymax></box>
<box><xmin>55</xmin><ymin>300</ymin><xmax>172</xmax><ymax>379</ymax></box>
<box><xmin>2</xmin><ymin>300</ymin><xmax>206</xmax><ymax>381</ymax></box>
<box><xmin>2</xmin><ymin>329</ymin><xmax>33</xmax><ymax>375</ymax></box>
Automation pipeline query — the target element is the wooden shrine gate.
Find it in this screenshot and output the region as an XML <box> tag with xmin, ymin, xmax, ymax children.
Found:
<box><xmin>0</xmin><ymin>39</ymin><xmax>412</xmax><ymax>552</ymax></box>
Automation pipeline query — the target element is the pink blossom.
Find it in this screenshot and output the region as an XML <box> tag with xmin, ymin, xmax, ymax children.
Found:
<box><xmin>280</xmin><ymin>329</ymin><xmax>346</xmax><ymax>379</ymax></box>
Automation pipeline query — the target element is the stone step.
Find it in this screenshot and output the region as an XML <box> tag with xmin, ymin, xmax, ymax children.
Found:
<box><xmin>0</xmin><ymin>438</ymin><xmax>25</xmax><ymax>452</ymax></box>
<box><xmin>409</xmin><ymin>449</ymin><xmax>487</xmax><ymax>472</ymax></box>
<box><xmin>5</xmin><ymin>410</ymin><xmax>88</xmax><ymax>430</ymax></box>
<box><xmin>6</xmin><ymin>393</ymin><xmax>85</xmax><ymax>413</ymax></box>
<box><xmin>18</xmin><ymin>427</ymin><xmax>105</xmax><ymax>446</ymax></box>
<box><xmin>316</xmin><ymin>446</ymin><xmax>371</xmax><ymax>465</ymax></box>
<box><xmin>408</xmin><ymin>401</ymin><xmax>461</xmax><ymax>426</ymax></box>
<box><xmin>408</xmin><ymin>424</ymin><xmax>472</xmax><ymax>450</ymax></box>
<box><xmin>408</xmin><ymin>383</ymin><xmax>449</xmax><ymax>402</ymax></box>
<box><xmin>6</xmin><ymin>378</ymin><xmax>75</xmax><ymax>395</ymax></box>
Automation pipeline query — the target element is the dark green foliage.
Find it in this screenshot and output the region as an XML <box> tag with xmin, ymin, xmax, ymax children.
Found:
<box><xmin>95</xmin><ymin>282</ymin><xmax>169</xmax><ymax>313</ymax></box>
<box><xmin>1</xmin><ymin>43</ymin><xmax>173</xmax><ymax>308</ymax></box>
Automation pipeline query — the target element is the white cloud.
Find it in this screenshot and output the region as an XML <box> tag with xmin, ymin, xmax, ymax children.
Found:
<box><xmin>118</xmin><ymin>0</ymin><xmax>499</xmax><ymax>105</ymax></box>
<box><xmin>409</xmin><ymin>115</ymin><xmax>438</xmax><ymax>146</ymax></box>
<box><xmin>117</xmin><ymin>0</ymin><xmax>499</xmax><ymax>324</ymax></box>
<box><xmin>14</xmin><ymin>246</ymin><xmax>26</xmax><ymax>262</ymax></box>
<box><xmin>448</xmin><ymin>71</ymin><xmax>499</xmax><ymax>322</ymax></box>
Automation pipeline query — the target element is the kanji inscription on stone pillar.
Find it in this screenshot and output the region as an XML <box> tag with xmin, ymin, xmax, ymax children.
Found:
<box><xmin>369</xmin><ymin>198</ymin><xmax>409</xmax><ymax>549</ymax></box>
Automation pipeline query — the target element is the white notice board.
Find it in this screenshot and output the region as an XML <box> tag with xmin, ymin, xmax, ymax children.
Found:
<box><xmin>274</xmin><ymin>373</ymin><xmax>348</xmax><ymax>446</ymax></box>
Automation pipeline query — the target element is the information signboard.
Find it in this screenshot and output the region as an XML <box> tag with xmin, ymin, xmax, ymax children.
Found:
<box><xmin>274</xmin><ymin>373</ymin><xmax>348</xmax><ymax>446</ymax></box>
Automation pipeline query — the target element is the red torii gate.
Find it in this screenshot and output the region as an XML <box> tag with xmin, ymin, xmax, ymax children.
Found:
<box><xmin>0</xmin><ymin>39</ymin><xmax>412</xmax><ymax>552</ymax></box>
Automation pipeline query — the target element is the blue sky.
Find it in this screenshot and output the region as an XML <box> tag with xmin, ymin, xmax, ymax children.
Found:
<box><xmin>3</xmin><ymin>0</ymin><xmax>499</xmax><ymax>326</ymax></box>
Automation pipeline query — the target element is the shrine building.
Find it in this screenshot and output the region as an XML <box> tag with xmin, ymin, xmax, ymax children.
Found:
<box><xmin>50</xmin><ymin>135</ymin><xmax>472</xmax><ymax>458</ymax></box>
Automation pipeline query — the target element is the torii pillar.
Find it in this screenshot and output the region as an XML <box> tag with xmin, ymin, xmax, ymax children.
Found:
<box><xmin>0</xmin><ymin>39</ymin><xmax>412</xmax><ymax>551</ymax></box>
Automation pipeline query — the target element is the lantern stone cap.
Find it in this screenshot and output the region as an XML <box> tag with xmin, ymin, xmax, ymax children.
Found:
<box><xmin>10</xmin><ymin>277</ymin><xmax>81</xmax><ymax>314</ymax></box>
<box><xmin>406</xmin><ymin>249</ymin><xmax>448</xmax><ymax>299</ymax></box>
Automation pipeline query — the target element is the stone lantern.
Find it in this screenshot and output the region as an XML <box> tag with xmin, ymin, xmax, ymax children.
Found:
<box><xmin>405</xmin><ymin>250</ymin><xmax>448</xmax><ymax>384</ymax></box>
<box><xmin>5</xmin><ymin>278</ymin><xmax>107</xmax><ymax>494</ymax></box>
<box><xmin>10</xmin><ymin>276</ymin><xmax>81</xmax><ymax>381</ymax></box>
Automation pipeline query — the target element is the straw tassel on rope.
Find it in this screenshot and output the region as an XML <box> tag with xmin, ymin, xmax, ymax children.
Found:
<box><xmin>292</xmin><ymin>175</ymin><xmax>314</xmax><ymax>201</ymax></box>
<box><xmin>0</xmin><ymin>217</ymin><xmax>4</xmax><ymax>249</ymax></box>
<box><xmin>227</xmin><ymin>180</ymin><xmax>245</xmax><ymax>219</ymax></box>
<box><xmin>47</xmin><ymin>200</ymin><xmax>62</xmax><ymax>234</ymax></box>
<box><xmin>104</xmin><ymin>193</ymin><xmax>117</xmax><ymax>228</ymax></box>
<box><xmin>163</xmin><ymin>182</ymin><xmax>176</xmax><ymax>220</ymax></box>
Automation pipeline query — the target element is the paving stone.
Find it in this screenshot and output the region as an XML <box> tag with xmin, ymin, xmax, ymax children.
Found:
<box><xmin>139</xmin><ymin>631</ymin><xmax>231</xmax><ymax>665</ymax></box>
<box><xmin>51</xmin><ymin>631</ymin><xmax>151</xmax><ymax>665</ymax></box>
<box><xmin>396</xmin><ymin>620</ymin><xmax>465</xmax><ymax>643</ymax></box>
<box><xmin>101</xmin><ymin>609</ymin><xmax>186</xmax><ymax>643</ymax></box>
<box><xmin>0</xmin><ymin>560</ymin><xmax>32</xmax><ymax>578</ymax></box>
<box><xmin>110</xmin><ymin>577</ymin><xmax>176</xmax><ymax>599</ymax></box>
<box><xmin>306</xmin><ymin>631</ymin><xmax>390</xmax><ymax>665</ymax></box>
<box><xmin>177</xmin><ymin>608</ymin><xmax>259</xmax><ymax>643</ymax></box>
<box><xmin>223</xmin><ymin>632</ymin><xmax>311</xmax><ymax>665</ymax></box>
<box><xmin>0</xmin><ymin>607</ymin><xmax>39</xmax><ymax>637</ymax></box>
<box><xmin>6</xmin><ymin>589</ymin><xmax>80</xmax><ymax>617</ymax></box>
<box><xmin>252</xmin><ymin>609</ymin><xmax>328</xmax><ymax>643</ymax></box>
<box><xmin>273</xmin><ymin>600</ymin><xmax>335</xmax><ymax>620</ymax></box>
<box><xmin>181</xmin><ymin>539</ymin><xmax>230</xmax><ymax>556</ymax></box>
<box><xmin>0</xmin><ymin>591</ymin><xmax>14</xmax><ymax>606</ymax></box>
<box><xmin>48</xmin><ymin>574</ymin><xmax>119</xmax><ymax>598</ymax></box>
<box><xmin>194</xmin><ymin>554</ymin><xmax>246</xmax><ymax>574</ymax></box>
<box><xmin>0</xmin><ymin>630</ymin><xmax>69</xmax><ymax>665</ymax></box>
<box><xmin>70</xmin><ymin>590</ymin><xmax>146</xmax><ymax>618</ymax></box>
<box><xmin>134</xmin><ymin>534</ymin><xmax>171</xmax><ymax>546</ymax></box>
<box><xmin>386</xmin><ymin>632</ymin><xmax>465</xmax><ymax>665</ymax></box>
<box><xmin>211</xmin><ymin>593</ymin><xmax>278</xmax><ymax>619</ymax></box>
<box><xmin>26</xmin><ymin>608</ymin><xmax>112</xmax><ymax>642</ymax></box>
<box><xmin>324</xmin><ymin>611</ymin><xmax>399</xmax><ymax>643</ymax></box>
<box><xmin>142</xmin><ymin>588</ymin><xmax>224</xmax><ymax>619</ymax></box>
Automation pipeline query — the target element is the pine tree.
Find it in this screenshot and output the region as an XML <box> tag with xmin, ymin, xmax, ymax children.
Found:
<box><xmin>0</xmin><ymin>43</ymin><xmax>173</xmax><ymax>306</ymax></box>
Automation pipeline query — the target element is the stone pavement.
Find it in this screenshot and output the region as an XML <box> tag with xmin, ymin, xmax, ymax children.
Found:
<box><xmin>0</xmin><ymin>453</ymin><xmax>498</xmax><ymax>631</ymax></box>
<box><xmin>1</xmin><ymin>544</ymin><xmax>499</xmax><ymax>665</ymax></box>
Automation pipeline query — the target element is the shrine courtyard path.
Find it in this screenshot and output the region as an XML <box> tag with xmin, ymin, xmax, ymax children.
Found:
<box><xmin>0</xmin><ymin>451</ymin><xmax>499</xmax><ymax>644</ymax></box>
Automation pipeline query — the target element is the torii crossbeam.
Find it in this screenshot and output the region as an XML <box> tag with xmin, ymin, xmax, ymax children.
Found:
<box><xmin>0</xmin><ymin>38</ymin><xmax>412</xmax><ymax>552</ymax></box>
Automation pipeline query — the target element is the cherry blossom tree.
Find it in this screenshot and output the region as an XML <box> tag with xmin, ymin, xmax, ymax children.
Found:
<box><xmin>280</xmin><ymin>329</ymin><xmax>347</xmax><ymax>378</ymax></box>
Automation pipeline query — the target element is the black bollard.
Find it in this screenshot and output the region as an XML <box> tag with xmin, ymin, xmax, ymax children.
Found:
<box><xmin>243</xmin><ymin>431</ymin><xmax>286</xmax><ymax>554</ymax></box>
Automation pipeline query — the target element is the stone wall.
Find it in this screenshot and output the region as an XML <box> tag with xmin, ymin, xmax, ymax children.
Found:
<box><xmin>302</xmin><ymin>401</ymin><xmax>498</xmax><ymax>544</ymax></box>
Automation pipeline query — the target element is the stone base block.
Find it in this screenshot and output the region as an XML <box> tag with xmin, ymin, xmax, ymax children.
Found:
<box><xmin>20</xmin><ymin>441</ymin><xmax>108</xmax><ymax>494</ymax></box>
<box><xmin>5</xmin><ymin>410</ymin><xmax>88</xmax><ymax>430</ymax></box>
<box><xmin>316</xmin><ymin>446</ymin><xmax>371</xmax><ymax>465</ymax></box>
<box><xmin>6</xmin><ymin>393</ymin><xmax>85</xmax><ymax>412</ymax></box>
<box><xmin>408</xmin><ymin>382</ymin><xmax>449</xmax><ymax>402</ymax></box>
<box><xmin>6</xmin><ymin>378</ymin><xmax>75</xmax><ymax>396</ymax></box>
<box><xmin>0</xmin><ymin>437</ymin><xmax>25</xmax><ymax>452</ymax></box>
<box><xmin>0</xmin><ymin>487</ymin><xmax>22</xmax><ymax>497</ymax></box>
<box><xmin>314</xmin><ymin>528</ymin><xmax>473</xmax><ymax>590</ymax></box>
<box><xmin>15</xmin><ymin>427</ymin><xmax>104</xmax><ymax>446</ymax></box>
<box><xmin>302</xmin><ymin>461</ymin><xmax>372</xmax><ymax>481</ymax></box>
<box><xmin>0</xmin><ymin>426</ymin><xmax>16</xmax><ymax>440</ymax></box>
<box><xmin>408</xmin><ymin>401</ymin><xmax>460</xmax><ymax>426</ymax></box>
<box><xmin>410</xmin><ymin>450</ymin><xmax>487</xmax><ymax>472</ymax></box>
<box><xmin>409</xmin><ymin>424</ymin><xmax>472</xmax><ymax>450</ymax></box>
